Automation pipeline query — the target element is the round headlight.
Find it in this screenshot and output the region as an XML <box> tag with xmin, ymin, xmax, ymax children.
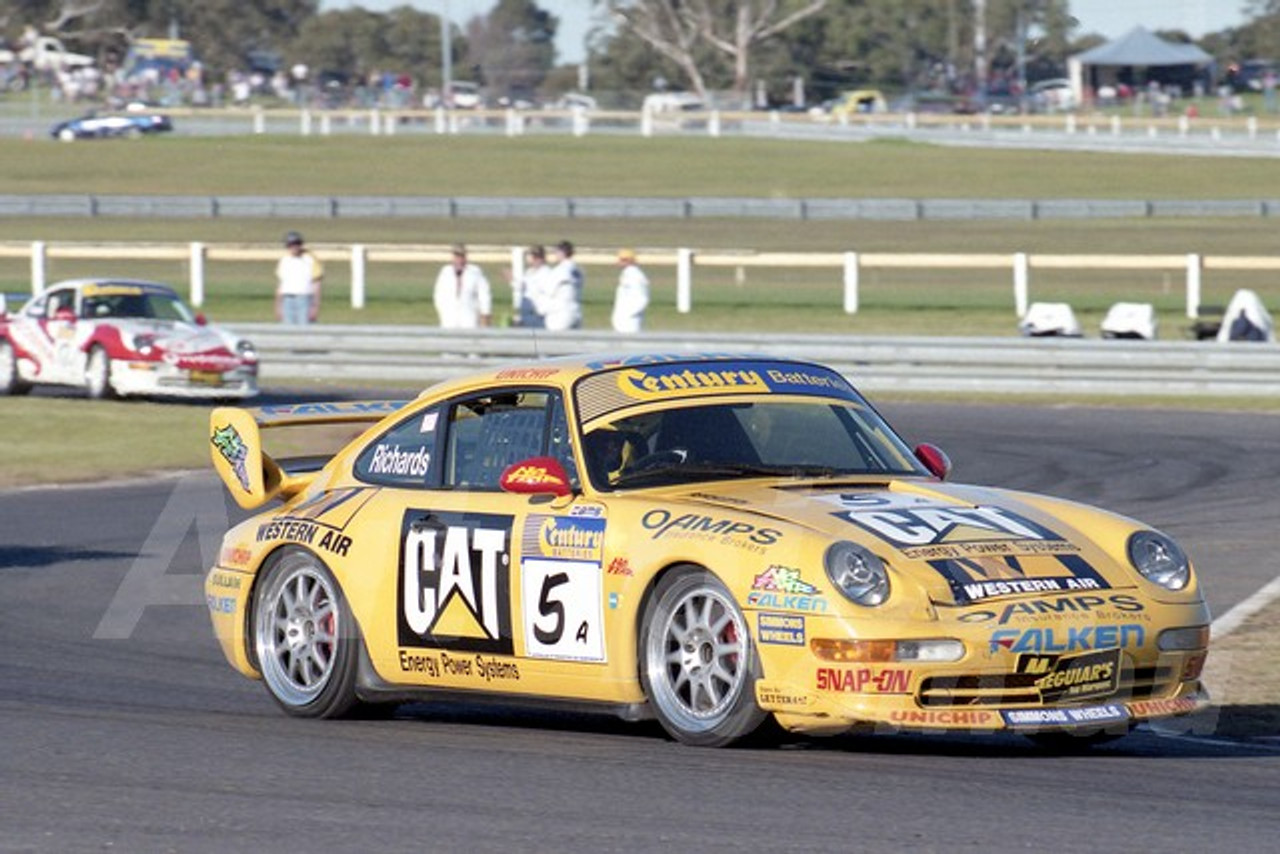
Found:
<box><xmin>824</xmin><ymin>541</ymin><xmax>889</xmax><ymax>607</ymax></box>
<box><xmin>236</xmin><ymin>340</ymin><xmax>258</xmax><ymax>362</ymax></box>
<box><xmin>1127</xmin><ymin>530</ymin><xmax>1190</xmax><ymax>591</ymax></box>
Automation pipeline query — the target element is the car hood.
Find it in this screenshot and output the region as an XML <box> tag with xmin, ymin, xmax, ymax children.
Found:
<box><xmin>109</xmin><ymin>318</ymin><xmax>246</xmax><ymax>367</ymax></box>
<box><xmin>663</xmin><ymin>477</ymin><xmax>1144</xmax><ymax>607</ymax></box>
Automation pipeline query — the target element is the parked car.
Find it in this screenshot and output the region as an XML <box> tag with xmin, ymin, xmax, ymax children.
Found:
<box><xmin>203</xmin><ymin>352</ymin><xmax>1210</xmax><ymax>747</ymax></box>
<box><xmin>50</xmin><ymin>111</ymin><xmax>173</xmax><ymax>141</ymax></box>
<box><xmin>1029</xmin><ymin>78</ymin><xmax>1077</xmax><ymax>112</ymax></box>
<box><xmin>0</xmin><ymin>279</ymin><xmax>257</xmax><ymax>399</ymax></box>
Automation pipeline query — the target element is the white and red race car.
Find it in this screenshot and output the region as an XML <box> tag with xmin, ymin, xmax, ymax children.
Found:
<box><xmin>0</xmin><ymin>279</ymin><xmax>258</xmax><ymax>399</ymax></box>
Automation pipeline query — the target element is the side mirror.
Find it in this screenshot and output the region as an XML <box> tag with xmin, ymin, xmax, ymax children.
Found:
<box><xmin>195</xmin><ymin>312</ymin><xmax>208</xmax><ymax>326</ymax></box>
<box><xmin>913</xmin><ymin>443</ymin><xmax>952</xmax><ymax>481</ymax></box>
<box><xmin>499</xmin><ymin>456</ymin><xmax>572</xmax><ymax>497</ymax></box>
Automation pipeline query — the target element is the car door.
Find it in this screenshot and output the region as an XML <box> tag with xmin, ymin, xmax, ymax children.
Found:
<box><xmin>352</xmin><ymin>387</ymin><xmax>612</xmax><ymax>700</ymax></box>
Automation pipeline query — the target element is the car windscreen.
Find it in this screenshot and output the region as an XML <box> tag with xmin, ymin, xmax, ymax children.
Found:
<box><xmin>83</xmin><ymin>291</ymin><xmax>193</xmax><ymax>322</ymax></box>
<box><xmin>583</xmin><ymin>399</ymin><xmax>924</xmax><ymax>491</ymax></box>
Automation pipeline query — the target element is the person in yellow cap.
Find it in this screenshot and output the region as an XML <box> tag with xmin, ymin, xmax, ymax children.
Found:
<box><xmin>611</xmin><ymin>248</ymin><xmax>650</xmax><ymax>333</ymax></box>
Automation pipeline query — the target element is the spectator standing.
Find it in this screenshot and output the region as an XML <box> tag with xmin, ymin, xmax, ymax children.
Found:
<box><xmin>611</xmin><ymin>248</ymin><xmax>650</xmax><ymax>333</ymax></box>
<box><xmin>274</xmin><ymin>231</ymin><xmax>323</xmax><ymax>325</ymax></box>
<box><xmin>433</xmin><ymin>243</ymin><xmax>492</xmax><ymax>328</ymax></box>
<box><xmin>512</xmin><ymin>244</ymin><xmax>552</xmax><ymax>327</ymax></box>
<box><xmin>545</xmin><ymin>240</ymin><xmax>584</xmax><ymax>331</ymax></box>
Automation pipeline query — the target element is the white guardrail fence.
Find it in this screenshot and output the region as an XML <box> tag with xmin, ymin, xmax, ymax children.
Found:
<box><xmin>8</xmin><ymin>240</ymin><xmax>1279</xmax><ymax>319</ymax></box>
<box><xmin>238</xmin><ymin>324</ymin><xmax>1280</xmax><ymax>398</ymax></box>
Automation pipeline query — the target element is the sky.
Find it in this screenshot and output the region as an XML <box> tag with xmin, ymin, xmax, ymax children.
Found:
<box><xmin>322</xmin><ymin>1</ymin><xmax>1253</xmax><ymax>66</ymax></box>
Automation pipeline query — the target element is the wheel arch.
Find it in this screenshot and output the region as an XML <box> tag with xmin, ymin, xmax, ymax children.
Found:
<box><xmin>242</xmin><ymin>543</ymin><xmax>370</xmax><ymax>675</ymax></box>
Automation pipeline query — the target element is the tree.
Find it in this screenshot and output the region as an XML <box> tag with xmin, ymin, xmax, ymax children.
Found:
<box><xmin>605</xmin><ymin>0</ymin><xmax>713</xmax><ymax>99</ymax></box>
<box><xmin>695</xmin><ymin>0</ymin><xmax>828</xmax><ymax>98</ymax></box>
<box><xmin>463</xmin><ymin>0</ymin><xmax>558</xmax><ymax>99</ymax></box>
<box><xmin>291</xmin><ymin>6</ymin><xmax>446</xmax><ymax>87</ymax></box>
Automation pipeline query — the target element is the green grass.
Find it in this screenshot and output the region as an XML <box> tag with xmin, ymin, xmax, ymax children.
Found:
<box><xmin>4</xmin><ymin>134</ymin><xmax>1280</xmax><ymax>199</ymax></box>
<box><xmin>0</xmin><ymin>397</ymin><xmax>209</xmax><ymax>487</ymax></box>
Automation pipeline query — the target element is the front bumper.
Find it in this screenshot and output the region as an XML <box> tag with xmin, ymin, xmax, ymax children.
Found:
<box><xmin>750</xmin><ymin>605</ymin><xmax>1211</xmax><ymax>736</ymax></box>
<box><xmin>112</xmin><ymin>360</ymin><xmax>258</xmax><ymax>399</ymax></box>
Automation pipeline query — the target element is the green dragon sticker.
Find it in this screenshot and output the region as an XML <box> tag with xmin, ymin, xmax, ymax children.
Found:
<box><xmin>211</xmin><ymin>423</ymin><xmax>251</xmax><ymax>492</ymax></box>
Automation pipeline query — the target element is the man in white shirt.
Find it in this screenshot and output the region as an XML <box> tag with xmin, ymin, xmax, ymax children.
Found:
<box><xmin>544</xmin><ymin>239</ymin><xmax>583</xmax><ymax>331</ymax></box>
<box><xmin>512</xmin><ymin>244</ymin><xmax>552</xmax><ymax>328</ymax></box>
<box><xmin>274</xmin><ymin>231</ymin><xmax>323</xmax><ymax>325</ymax></box>
<box><xmin>611</xmin><ymin>248</ymin><xmax>650</xmax><ymax>333</ymax></box>
<box><xmin>433</xmin><ymin>243</ymin><xmax>492</xmax><ymax>328</ymax></box>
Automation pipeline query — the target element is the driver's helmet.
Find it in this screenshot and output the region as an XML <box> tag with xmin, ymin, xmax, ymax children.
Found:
<box><xmin>583</xmin><ymin>424</ymin><xmax>637</xmax><ymax>485</ymax></box>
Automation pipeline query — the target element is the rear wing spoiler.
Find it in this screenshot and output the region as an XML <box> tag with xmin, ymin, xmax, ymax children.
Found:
<box><xmin>209</xmin><ymin>400</ymin><xmax>408</xmax><ymax>509</ymax></box>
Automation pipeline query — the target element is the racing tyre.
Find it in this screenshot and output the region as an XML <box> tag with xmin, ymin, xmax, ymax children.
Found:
<box><xmin>84</xmin><ymin>346</ymin><xmax>117</xmax><ymax>400</ymax></box>
<box><xmin>253</xmin><ymin>548</ymin><xmax>362</xmax><ymax>718</ymax></box>
<box><xmin>640</xmin><ymin>567</ymin><xmax>767</xmax><ymax>747</ymax></box>
<box><xmin>0</xmin><ymin>340</ymin><xmax>31</xmax><ymax>395</ymax></box>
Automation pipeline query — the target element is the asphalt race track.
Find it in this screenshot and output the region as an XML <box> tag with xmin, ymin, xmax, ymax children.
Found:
<box><xmin>1</xmin><ymin>400</ymin><xmax>1278</xmax><ymax>853</ymax></box>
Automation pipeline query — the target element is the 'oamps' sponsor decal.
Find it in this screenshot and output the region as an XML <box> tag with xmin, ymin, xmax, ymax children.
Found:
<box><xmin>1000</xmin><ymin>705</ymin><xmax>1130</xmax><ymax>728</ymax></box>
<box><xmin>959</xmin><ymin>594</ymin><xmax>1145</xmax><ymax>625</ymax></box>
<box><xmin>398</xmin><ymin>511</ymin><xmax>514</xmax><ymax>655</ymax></box>
<box><xmin>367</xmin><ymin>443</ymin><xmax>430</xmax><ymax>477</ymax></box>
<box><xmin>989</xmin><ymin>624</ymin><xmax>1145</xmax><ymax>654</ymax></box>
<box><xmin>641</xmin><ymin>509</ymin><xmax>781</xmax><ymax>554</ymax></box>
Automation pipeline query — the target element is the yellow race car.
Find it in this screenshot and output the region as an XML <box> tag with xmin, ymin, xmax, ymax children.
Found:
<box><xmin>205</xmin><ymin>353</ymin><xmax>1210</xmax><ymax>747</ymax></box>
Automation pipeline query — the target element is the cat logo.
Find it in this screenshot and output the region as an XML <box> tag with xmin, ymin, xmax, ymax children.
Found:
<box><xmin>398</xmin><ymin>511</ymin><xmax>513</xmax><ymax>654</ymax></box>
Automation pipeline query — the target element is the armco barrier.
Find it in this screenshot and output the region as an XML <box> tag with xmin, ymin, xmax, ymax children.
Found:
<box><xmin>232</xmin><ymin>323</ymin><xmax>1280</xmax><ymax>397</ymax></box>
<box><xmin>8</xmin><ymin>193</ymin><xmax>1280</xmax><ymax>222</ymax></box>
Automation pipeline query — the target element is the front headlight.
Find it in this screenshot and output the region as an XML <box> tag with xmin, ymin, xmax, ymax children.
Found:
<box><xmin>1127</xmin><ymin>530</ymin><xmax>1190</xmax><ymax>591</ymax></box>
<box><xmin>236</xmin><ymin>339</ymin><xmax>258</xmax><ymax>362</ymax></box>
<box><xmin>824</xmin><ymin>541</ymin><xmax>889</xmax><ymax>606</ymax></box>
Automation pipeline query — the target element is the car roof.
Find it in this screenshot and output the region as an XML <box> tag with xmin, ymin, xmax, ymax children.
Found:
<box><xmin>45</xmin><ymin>278</ymin><xmax>180</xmax><ymax>296</ymax></box>
<box><xmin>419</xmin><ymin>351</ymin><xmax>848</xmax><ymax>398</ymax></box>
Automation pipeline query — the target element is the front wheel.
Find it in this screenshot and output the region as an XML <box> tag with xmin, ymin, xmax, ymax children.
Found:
<box><xmin>252</xmin><ymin>549</ymin><xmax>362</xmax><ymax>718</ymax></box>
<box><xmin>84</xmin><ymin>345</ymin><xmax>116</xmax><ymax>399</ymax></box>
<box><xmin>0</xmin><ymin>339</ymin><xmax>31</xmax><ymax>395</ymax></box>
<box><xmin>640</xmin><ymin>567</ymin><xmax>767</xmax><ymax>747</ymax></box>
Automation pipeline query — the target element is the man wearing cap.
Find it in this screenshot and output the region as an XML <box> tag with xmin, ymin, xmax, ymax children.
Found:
<box><xmin>611</xmin><ymin>248</ymin><xmax>650</xmax><ymax>333</ymax></box>
<box><xmin>433</xmin><ymin>243</ymin><xmax>492</xmax><ymax>328</ymax></box>
<box><xmin>275</xmin><ymin>231</ymin><xmax>323</xmax><ymax>325</ymax></box>
<box><xmin>545</xmin><ymin>239</ymin><xmax>583</xmax><ymax>331</ymax></box>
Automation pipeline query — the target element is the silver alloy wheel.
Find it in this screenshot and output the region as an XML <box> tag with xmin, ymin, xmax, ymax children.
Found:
<box><xmin>255</xmin><ymin>553</ymin><xmax>341</xmax><ymax>709</ymax></box>
<box><xmin>645</xmin><ymin>575</ymin><xmax>751</xmax><ymax>736</ymax></box>
<box><xmin>85</xmin><ymin>347</ymin><xmax>112</xmax><ymax>399</ymax></box>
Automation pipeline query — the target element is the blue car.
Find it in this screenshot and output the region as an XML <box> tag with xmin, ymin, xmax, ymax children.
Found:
<box><xmin>51</xmin><ymin>112</ymin><xmax>173</xmax><ymax>141</ymax></box>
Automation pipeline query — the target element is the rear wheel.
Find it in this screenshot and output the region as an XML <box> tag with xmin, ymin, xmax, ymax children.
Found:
<box><xmin>253</xmin><ymin>549</ymin><xmax>362</xmax><ymax>718</ymax></box>
<box><xmin>84</xmin><ymin>345</ymin><xmax>116</xmax><ymax>399</ymax></box>
<box><xmin>640</xmin><ymin>567</ymin><xmax>767</xmax><ymax>747</ymax></box>
<box><xmin>0</xmin><ymin>340</ymin><xmax>31</xmax><ymax>395</ymax></box>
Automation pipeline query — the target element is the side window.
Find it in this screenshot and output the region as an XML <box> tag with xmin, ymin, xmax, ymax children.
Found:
<box><xmin>45</xmin><ymin>290</ymin><xmax>75</xmax><ymax>319</ymax></box>
<box><xmin>444</xmin><ymin>390</ymin><xmax>578</xmax><ymax>490</ymax></box>
<box><xmin>353</xmin><ymin>407</ymin><xmax>439</xmax><ymax>487</ymax></box>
